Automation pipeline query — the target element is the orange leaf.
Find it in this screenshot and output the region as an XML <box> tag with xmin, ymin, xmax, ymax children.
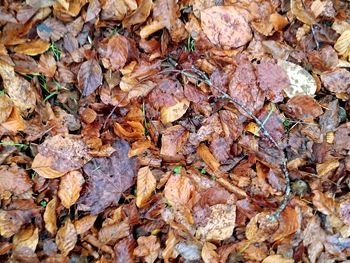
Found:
<box><xmin>136</xmin><ymin>166</ymin><xmax>156</xmax><ymax>208</ymax></box>
<box><xmin>74</xmin><ymin>215</ymin><xmax>97</xmax><ymax>235</ymax></box>
<box><xmin>197</xmin><ymin>144</ymin><xmax>220</xmax><ymax>171</ymax></box>
<box><xmin>160</xmin><ymin>98</ymin><xmax>190</xmax><ymax>124</ymax></box>
<box><xmin>14</xmin><ymin>39</ymin><xmax>50</xmax><ymax>56</ymax></box>
<box><xmin>44</xmin><ymin>197</ymin><xmax>58</xmax><ymax>235</ymax></box>
<box><xmin>0</xmin><ymin>94</ymin><xmax>13</xmax><ymax>124</ymax></box>
<box><xmin>32</xmin><ymin>153</ymin><xmax>65</xmax><ymax>179</ymax></box>
<box><xmin>58</xmin><ymin>171</ymin><xmax>85</xmax><ymax>208</ymax></box>
<box><xmin>262</xmin><ymin>255</ymin><xmax>294</xmax><ymax>263</ymax></box>
<box><xmin>56</xmin><ymin>219</ymin><xmax>77</xmax><ymax>256</ymax></box>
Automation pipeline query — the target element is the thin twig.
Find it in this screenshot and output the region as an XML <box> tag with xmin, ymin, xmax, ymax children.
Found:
<box><xmin>103</xmin><ymin>104</ymin><xmax>118</xmax><ymax>129</ymax></box>
<box><xmin>147</xmin><ymin>67</ymin><xmax>291</xmax><ymax>221</ymax></box>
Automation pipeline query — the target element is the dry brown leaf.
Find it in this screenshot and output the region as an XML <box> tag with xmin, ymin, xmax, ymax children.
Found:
<box><xmin>160</xmin><ymin>98</ymin><xmax>190</xmax><ymax>124</ymax></box>
<box><xmin>78</xmin><ymin>59</ymin><xmax>103</xmax><ymax>97</ymax></box>
<box><xmin>160</xmin><ymin>125</ymin><xmax>189</xmax><ymax>157</ymax></box>
<box><xmin>162</xmin><ymin>230</ymin><xmax>178</xmax><ymax>262</ymax></box>
<box><xmin>13</xmin><ymin>225</ymin><xmax>39</xmax><ymax>252</ymax></box>
<box><xmin>291</xmin><ymin>0</ymin><xmax>315</xmax><ymax>25</ymax></box>
<box><xmin>201</xmin><ymin>242</ymin><xmax>219</xmax><ymax>263</ymax></box>
<box><xmin>44</xmin><ymin>197</ymin><xmax>58</xmax><ymax>235</ymax></box>
<box><xmin>74</xmin><ymin>215</ymin><xmax>97</xmax><ymax>235</ymax></box>
<box><xmin>32</xmin><ymin>153</ymin><xmax>66</xmax><ymax>179</ymax></box>
<box><xmin>13</xmin><ymin>39</ymin><xmax>50</xmax><ymax>56</ymax></box>
<box><xmin>128</xmin><ymin>139</ymin><xmax>152</xmax><ymax>157</ymax></box>
<box><xmin>312</xmin><ymin>190</ymin><xmax>338</xmax><ymax>215</ymax></box>
<box><xmin>37</xmin><ymin>18</ymin><xmax>67</xmax><ymax>42</ymax></box>
<box><xmin>320</xmin><ymin>69</ymin><xmax>350</xmax><ymax>94</ymax></box>
<box><xmin>86</xmin><ymin>0</ymin><xmax>101</xmax><ymax>22</ymax></box>
<box><xmin>316</xmin><ymin>159</ymin><xmax>340</xmax><ymax>176</ymax></box>
<box><xmin>136</xmin><ymin>166</ymin><xmax>156</xmax><ymax>208</ymax></box>
<box><xmin>246</xmin><ymin>212</ymin><xmax>279</xmax><ymax>242</ymax></box>
<box><xmin>201</xmin><ymin>6</ymin><xmax>252</xmax><ymax>48</ymax></box>
<box><xmin>272</xmin><ymin>206</ymin><xmax>299</xmax><ymax>242</ymax></box>
<box><xmin>0</xmin><ymin>210</ymin><xmax>40</xmax><ymax>238</ymax></box>
<box><xmin>1</xmin><ymin>106</ymin><xmax>26</xmax><ymax>132</ymax></box>
<box><xmin>56</xmin><ymin>219</ymin><xmax>77</xmax><ymax>256</ymax></box>
<box><xmin>262</xmin><ymin>255</ymin><xmax>294</xmax><ymax>263</ymax></box>
<box><xmin>98</xmin><ymin>221</ymin><xmax>130</xmax><ymax>244</ymax></box>
<box><xmin>0</xmin><ymin>94</ymin><xmax>13</xmax><ymax>124</ymax></box>
<box><xmin>334</xmin><ymin>30</ymin><xmax>350</xmax><ymax>56</ymax></box>
<box><xmin>122</xmin><ymin>0</ymin><xmax>152</xmax><ymax>28</ymax></box>
<box><xmin>284</xmin><ymin>95</ymin><xmax>323</xmax><ymax>121</ymax></box>
<box><xmin>197</xmin><ymin>144</ymin><xmax>220</xmax><ymax>171</ymax></box>
<box><xmin>134</xmin><ymin>235</ymin><xmax>160</xmax><ymax>263</ymax></box>
<box><xmin>58</xmin><ymin>171</ymin><xmax>85</xmax><ymax>208</ymax></box>
<box><xmin>0</xmin><ymin>61</ymin><xmax>36</xmax><ymax>116</ymax></box>
<box><xmin>38</xmin><ymin>53</ymin><xmax>57</xmax><ymax>77</ymax></box>
<box><xmin>104</xmin><ymin>35</ymin><xmax>129</xmax><ymax>71</ymax></box>
<box><xmin>164</xmin><ymin>174</ymin><xmax>195</xmax><ymax>209</ymax></box>
<box><xmin>0</xmin><ymin>165</ymin><xmax>32</xmax><ymax>197</ymax></box>
<box><xmin>196</xmin><ymin>204</ymin><xmax>236</xmax><ymax>241</ymax></box>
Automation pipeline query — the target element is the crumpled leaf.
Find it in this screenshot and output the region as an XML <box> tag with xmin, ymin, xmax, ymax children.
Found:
<box><xmin>277</xmin><ymin>60</ymin><xmax>317</xmax><ymax>98</ymax></box>
<box><xmin>334</xmin><ymin>30</ymin><xmax>350</xmax><ymax>56</ymax></box>
<box><xmin>58</xmin><ymin>171</ymin><xmax>85</xmax><ymax>208</ymax></box>
<box><xmin>196</xmin><ymin>204</ymin><xmax>236</xmax><ymax>241</ymax></box>
<box><xmin>134</xmin><ymin>235</ymin><xmax>160</xmax><ymax>263</ymax></box>
<box><xmin>284</xmin><ymin>95</ymin><xmax>323</xmax><ymax>121</ymax></box>
<box><xmin>291</xmin><ymin>0</ymin><xmax>315</xmax><ymax>25</ymax></box>
<box><xmin>334</xmin><ymin>122</ymin><xmax>350</xmax><ymax>154</ymax></box>
<box><xmin>78</xmin><ymin>140</ymin><xmax>138</xmax><ymax>214</ymax></box>
<box><xmin>78</xmin><ymin>59</ymin><xmax>103</xmax><ymax>96</ymax></box>
<box><xmin>13</xmin><ymin>39</ymin><xmax>50</xmax><ymax>56</ymax></box>
<box><xmin>56</xmin><ymin>219</ymin><xmax>77</xmax><ymax>256</ymax></box>
<box><xmin>320</xmin><ymin>69</ymin><xmax>350</xmax><ymax>94</ymax></box>
<box><xmin>13</xmin><ymin>225</ymin><xmax>39</xmax><ymax>252</ymax></box>
<box><xmin>197</xmin><ymin>143</ymin><xmax>220</xmax><ymax>171</ymax></box>
<box><xmin>43</xmin><ymin>197</ymin><xmax>58</xmax><ymax>235</ymax></box>
<box><xmin>160</xmin><ymin>125</ymin><xmax>189</xmax><ymax>157</ymax></box>
<box><xmin>164</xmin><ymin>174</ymin><xmax>195</xmax><ymax>209</ymax></box>
<box><xmin>38</xmin><ymin>53</ymin><xmax>57</xmax><ymax>77</ymax></box>
<box><xmin>0</xmin><ymin>60</ymin><xmax>36</xmax><ymax>116</ymax></box>
<box><xmin>201</xmin><ymin>6</ymin><xmax>252</xmax><ymax>48</ymax></box>
<box><xmin>0</xmin><ymin>165</ymin><xmax>32</xmax><ymax>197</ymax></box>
<box><xmin>136</xmin><ymin>166</ymin><xmax>156</xmax><ymax>208</ymax></box>
<box><xmin>316</xmin><ymin>159</ymin><xmax>340</xmax><ymax>177</ymax></box>
<box><xmin>74</xmin><ymin>215</ymin><xmax>97</xmax><ymax>235</ymax></box>
<box><xmin>104</xmin><ymin>35</ymin><xmax>129</xmax><ymax>71</ymax></box>
<box><xmin>160</xmin><ymin>98</ymin><xmax>190</xmax><ymax>124</ymax></box>
<box><xmin>0</xmin><ymin>94</ymin><xmax>13</xmax><ymax>124</ymax></box>
<box><xmin>262</xmin><ymin>255</ymin><xmax>294</xmax><ymax>263</ymax></box>
<box><xmin>114</xmin><ymin>236</ymin><xmax>136</xmax><ymax>263</ymax></box>
<box><xmin>162</xmin><ymin>230</ymin><xmax>178</xmax><ymax>262</ymax></box>
<box><xmin>122</xmin><ymin>0</ymin><xmax>152</xmax><ymax>28</ymax></box>
<box><xmin>86</xmin><ymin>0</ymin><xmax>101</xmax><ymax>22</ymax></box>
<box><xmin>201</xmin><ymin>242</ymin><xmax>219</xmax><ymax>263</ymax></box>
<box><xmin>32</xmin><ymin>135</ymin><xmax>91</xmax><ymax>179</ymax></box>
<box><xmin>246</xmin><ymin>212</ymin><xmax>279</xmax><ymax>242</ymax></box>
<box><xmin>98</xmin><ymin>221</ymin><xmax>130</xmax><ymax>244</ymax></box>
<box><xmin>339</xmin><ymin>200</ymin><xmax>350</xmax><ymax>226</ymax></box>
<box><xmin>302</xmin><ymin>216</ymin><xmax>326</xmax><ymax>263</ymax></box>
<box><xmin>271</xmin><ymin>206</ymin><xmax>299</xmax><ymax>242</ymax></box>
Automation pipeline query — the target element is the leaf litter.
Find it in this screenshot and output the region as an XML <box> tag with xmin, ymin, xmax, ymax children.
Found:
<box><xmin>0</xmin><ymin>0</ymin><xmax>349</xmax><ymax>262</ymax></box>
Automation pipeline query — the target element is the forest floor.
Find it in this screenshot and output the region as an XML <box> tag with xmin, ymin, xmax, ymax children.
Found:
<box><xmin>0</xmin><ymin>0</ymin><xmax>350</xmax><ymax>262</ymax></box>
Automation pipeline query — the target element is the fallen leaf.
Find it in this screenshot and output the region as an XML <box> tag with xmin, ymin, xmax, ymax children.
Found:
<box><xmin>1</xmin><ymin>106</ymin><xmax>26</xmax><ymax>132</ymax></box>
<box><xmin>272</xmin><ymin>206</ymin><xmax>299</xmax><ymax>242</ymax></box>
<box><xmin>128</xmin><ymin>139</ymin><xmax>152</xmax><ymax>157</ymax></box>
<box><xmin>114</xmin><ymin>236</ymin><xmax>136</xmax><ymax>263</ymax></box>
<box><xmin>13</xmin><ymin>39</ymin><xmax>50</xmax><ymax>56</ymax></box>
<box><xmin>262</xmin><ymin>255</ymin><xmax>294</xmax><ymax>263</ymax></box>
<box><xmin>277</xmin><ymin>60</ymin><xmax>317</xmax><ymax>98</ymax></box>
<box><xmin>334</xmin><ymin>30</ymin><xmax>350</xmax><ymax>56</ymax></box>
<box><xmin>78</xmin><ymin>140</ymin><xmax>138</xmax><ymax>214</ymax></box>
<box><xmin>136</xmin><ymin>166</ymin><xmax>156</xmax><ymax>208</ymax></box>
<box><xmin>104</xmin><ymin>35</ymin><xmax>129</xmax><ymax>71</ymax></box>
<box><xmin>43</xmin><ymin>197</ymin><xmax>58</xmax><ymax>235</ymax></box>
<box><xmin>160</xmin><ymin>125</ymin><xmax>189</xmax><ymax>157</ymax></box>
<box><xmin>38</xmin><ymin>53</ymin><xmax>57</xmax><ymax>77</ymax></box>
<box><xmin>0</xmin><ymin>165</ymin><xmax>32</xmax><ymax>197</ymax></box>
<box><xmin>0</xmin><ymin>60</ymin><xmax>36</xmax><ymax>116</ymax></box>
<box><xmin>196</xmin><ymin>204</ymin><xmax>236</xmax><ymax>241</ymax></box>
<box><xmin>160</xmin><ymin>98</ymin><xmax>190</xmax><ymax>124</ymax></box>
<box><xmin>74</xmin><ymin>215</ymin><xmax>97</xmax><ymax>235</ymax></box>
<box><xmin>339</xmin><ymin>200</ymin><xmax>350</xmax><ymax>226</ymax></box>
<box><xmin>162</xmin><ymin>230</ymin><xmax>178</xmax><ymax>262</ymax></box>
<box><xmin>58</xmin><ymin>171</ymin><xmax>85</xmax><ymax>208</ymax></box>
<box><xmin>201</xmin><ymin>6</ymin><xmax>252</xmax><ymax>48</ymax></box>
<box><xmin>134</xmin><ymin>235</ymin><xmax>160</xmax><ymax>263</ymax></box>
<box><xmin>0</xmin><ymin>95</ymin><xmax>13</xmax><ymax>124</ymax></box>
<box><xmin>78</xmin><ymin>59</ymin><xmax>103</xmax><ymax>96</ymax></box>
<box><xmin>291</xmin><ymin>0</ymin><xmax>315</xmax><ymax>25</ymax></box>
<box><xmin>312</xmin><ymin>190</ymin><xmax>338</xmax><ymax>215</ymax></box>
<box><xmin>13</xmin><ymin>225</ymin><xmax>39</xmax><ymax>252</ymax></box>
<box><xmin>201</xmin><ymin>242</ymin><xmax>219</xmax><ymax>263</ymax></box>
<box><xmin>316</xmin><ymin>159</ymin><xmax>340</xmax><ymax>176</ymax></box>
<box><xmin>122</xmin><ymin>0</ymin><xmax>152</xmax><ymax>28</ymax></box>
<box><xmin>197</xmin><ymin>144</ymin><xmax>220</xmax><ymax>171</ymax></box>
<box><xmin>98</xmin><ymin>221</ymin><xmax>130</xmax><ymax>244</ymax></box>
<box><xmin>284</xmin><ymin>95</ymin><xmax>323</xmax><ymax>121</ymax></box>
<box><xmin>37</xmin><ymin>17</ymin><xmax>67</xmax><ymax>41</ymax></box>
<box><xmin>86</xmin><ymin>0</ymin><xmax>101</xmax><ymax>22</ymax></box>
<box><xmin>56</xmin><ymin>219</ymin><xmax>77</xmax><ymax>256</ymax></box>
<box><xmin>246</xmin><ymin>212</ymin><xmax>279</xmax><ymax>242</ymax></box>
<box><xmin>320</xmin><ymin>69</ymin><xmax>350</xmax><ymax>94</ymax></box>
<box><xmin>32</xmin><ymin>135</ymin><xmax>91</xmax><ymax>179</ymax></box>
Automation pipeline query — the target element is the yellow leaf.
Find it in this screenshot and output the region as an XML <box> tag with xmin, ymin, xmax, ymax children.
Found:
<box><xmin>58</xmin><ymin>171</ymin><xmax>85</xmax><ymax>208</ymax></box>
<box><xmin>44</xmin><ymin>197</ymin><xmax>58</xmax><ymax>235</ymax></box>
<box><xmin>162</xmin><ymin>230</ymin><xmax>178</xmax><ymax>262</ymax></box>
<box><xmin>1</xmin><ymin>107</ymin><xmax>26</xmax><ymax>132</ymax></box>
<box><xmin>245</xmin><ymin>122</ymin><xmax>260</xmax><ymax>136</ymax></box>
<box><xmin>316</xmin><ymin>159</ymin><xmax>340</xmax><ymax>177</ymax></box>
<box><xmin>74</xmin><ymin>215</ymin><xmax>97</xmax><ymax>235</ymax></box>
<box><xmin>136</xmin><ymin>166</ymin><xmax>156</xmax><ymax>208</ymax></box>
<box><xmin>291</xmin><ymin>0</ymin><xmax>315</xmax><ymax>25</ymax></box>
<box><xmin>56</xmin><ymin>219</ymin><xmax>77</xmax><ymax>256</ymax></box>
<box><xmin>0</xmin><ymin>94</ymin><xmax>13</xmax><ymax>124</ymax></box>
<box><xmin>14</xmin><ymin>39</ymin><xmax>50</xmax><ymax>56</ymax></box>
<box><xmin>160</xmin><ymin>98</ymin><xmax>190</xmax><ymax>124</ymax></box>
<box><xmin>202</xmin><ymin>242</ymin><xmax>219</xmax><ymax>263</ymax></box>
<box><xmin>262</xmin><ymin>255</ymin><xmax>294</xmax><ymax>263</ymax></box>
<box><xmin>197</xmin><ymin>144</ymin><xmax>220</xmax><ymax>171</ymax></box>
<box><xmin>335</xmin><ymin>30</ymin><xmax>350</xmax><ymax>56</ymax></box>
<box><xmin>32</xmin><ymin>153</ymin><xmax>65</xmax><ymax>179</ymax></box>
<box><xmin>13</xmin><ymin>225</ymin><xmax>39</xmax><ymax>252</ymax></box>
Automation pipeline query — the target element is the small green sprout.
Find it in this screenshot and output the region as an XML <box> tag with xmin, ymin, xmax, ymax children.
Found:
<box><xmin>200</xmin><ymin>168</ymin><xmax>207</xmax><ymax>174</ymax></box>
<box><xmin>173</xmin><ymin>166</ymin><xmax>182</xmax><ymax>174</ymax></box>
<box><xmin>185</xmin><ymin>36</ymin><xmax>196</xmax><ymax>52</ymax></box>
<box><xmin>40</xmin><ymin>200</ymin><xmax>47</xmax><ymax>208</ymax></box>
<box><xmin>49</xmin><ymin>42</ymin><xmax>62</xmax><ymax>61</ymax></box>
<box><xmin>0</xmin><ymin>141</ymin><xmax>29</xmax><ymax>151</ymax></box>
<box><xmin>111</xmin><ymin>25</ymin><xmax>122</xmax><ymax>35</ymax></box>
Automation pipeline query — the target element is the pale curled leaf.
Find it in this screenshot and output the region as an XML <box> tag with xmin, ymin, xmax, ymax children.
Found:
<box><xmin>136</xmin><ymin>166</ymin><xmax>156</xmax><ymax>208</ymax></box>
<box><xmin>44</xmin><ymin>197</ymin><xmax>58</xmax><ymax>235</ymax></box>
<box><xmin>56</xmin><ymin>219</ymin><xmax>77</xmax><ymax>256</ymax></box>
<box><xmin>58</xmin><ymin>171</ymin><xmax>85</xmax><ymax>208</ymax></box>
<box><xmin>13</xmin><ymin>225</ymin><xmax>39</xmax><ymax>252</ymax></box>
<box><xmin>160</xmin><ymin>98</ymin><xmax>190</xmax><ymax>124</ymax></box>
<box><xmin>262</xmin><ymin>255</ymin><xmax>294</xmax><ymax>263</ymax></box>
<box><xmin>201</xmin><ymin>6</ymin><xmax>252</xmax><ymax>48</ymax></box>
<box><xmin>201</xmin><ymin>242</ymin><xmax>219</xmax><ymax>263</ymax></box>
<box><xmin>78</xmin><ymin>59</ymin><xmax>103</xmax><ymax>96</ymax></box>
<box><xmin>277</xmin><ymin>60</ymin><xmax>317</xmax><ymax>98</ymax></box>
<box><xmin>334</xmin><ymin>29</ymin><xmax>350</xmax><ymax>55</ymax></box>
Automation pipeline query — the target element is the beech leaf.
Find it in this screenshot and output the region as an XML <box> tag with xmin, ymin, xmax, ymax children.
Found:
<box><xmin>56</xmin><ymin>219</ymin><xmax>77</xmax><ymax>256</ymax></box>
<box><xmin>136</xmin><ymin>166</ymin><xmax>156</xmax><ymax>208</ymax></box>
<box><xmin>58</xmin><ymin>171</ymin><xmax>85</xmax><ymax>208</ymax></box>
<box><xmin>78</xmin><ymin>59</ymin><xmax>103</xmax><ymax>97</ymax></box>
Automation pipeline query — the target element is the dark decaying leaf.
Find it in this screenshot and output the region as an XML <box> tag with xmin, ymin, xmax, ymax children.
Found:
<box><xmin>283</xmin><ymin>95</ymin><xmax>323</xmax><ymax>121</ymax></box>
<box><xmin>37</xmin><ymin>18</ymin><xmax>67</xmax><ymax>42</ymax></box>
<box><xmin>86</xmin><ymin>0</ymin><xmax>101</xmax><ymax>22</ymax></box>
<box><xmin>320</xmin><ymin>69</ymin><xmax>350</xmax><ymax>94</ymax></box>
<box><xmin>78</xmin><ymin>59</ymin><xmax>103</xmax><ymax>96</ymax></box>
<box><xmin>0</xmin><ymin>165</ymin><xmax>32</xmax><ymax>196</ymax></box>
<box><xmin>78</xmin><ymin>140</ymin><xmax>138</xmax><ymax>214</ymax></box>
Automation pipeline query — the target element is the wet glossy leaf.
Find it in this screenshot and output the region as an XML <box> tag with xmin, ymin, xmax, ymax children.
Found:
<box><xmin>58</xmin><ymin>171</ymin><xmax>85</xmax><ymax>208</ymax></box>
<box><xmin>136</xmin><ymin>166</ymin><xmax>156</xmax><ymax>208</ymax></box>
<box><xmin>201</xmin><ymin>6</ymin><xmax>252</xmax><ymax>48</ymax></box>
<box><xmin>56</xmin><ymin>219</ymin><xmax>77</xmax><ymax>256</ymax></box>
<box><xmin>78</xmin><ymin>59</ymin><xmax>103</xmax><ymax>96</ymax></box>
